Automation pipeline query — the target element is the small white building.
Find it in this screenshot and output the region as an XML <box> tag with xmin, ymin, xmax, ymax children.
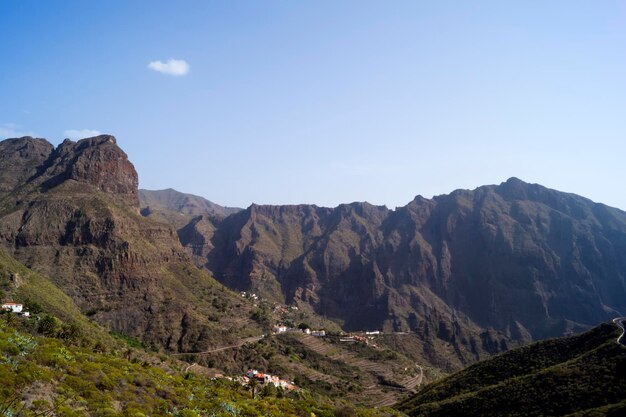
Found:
<box><xmin>311</xmin><ymin>330</ymin><xmax>326</xmax><ymax>337</ymax></box>
<box><xmin>274</xmin><ymin>325</ymin><xmax>288</xmax><ymax>334</ymax></box>
<box><xmin>2</xmin><ymin>302</ymin><xmax>23</xmax><ymax>313</ymax></box>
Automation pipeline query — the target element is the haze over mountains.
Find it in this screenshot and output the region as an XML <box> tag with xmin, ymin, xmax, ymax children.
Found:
<box><xmin>139</xmin><ymin>188</ymin><xmax>241</xmax><ymax>219</ymax></box>
<box><xmin>2</xmin><ymin>134</ymin><xmax>626</xmax><ymax>372</ymax></box>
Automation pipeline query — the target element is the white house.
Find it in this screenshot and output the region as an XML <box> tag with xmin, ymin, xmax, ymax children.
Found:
<box><xmin>2</xmin><ymin>302</ymin><xmax>23</xmax><ymax>313</ymax></box>
<box><xmin>274</xmin><ymin>325</ymin><xmax>288</xmax><ymax>334</ymax></box>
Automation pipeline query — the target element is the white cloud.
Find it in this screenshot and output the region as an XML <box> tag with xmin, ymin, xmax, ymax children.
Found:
<box><xmin>148</xmin><ymin>59</ymin><xmax>189</xmax><ymax>76</ymax></box>
<box><xmin>0</xmin><ymin>123</ymin><xmax>36</xmax><ymax>139</ymax></box>
<box><xmin>64</xmin><ymin>129</ymin><xmax>102</xmax><ymax>140</ymax></box>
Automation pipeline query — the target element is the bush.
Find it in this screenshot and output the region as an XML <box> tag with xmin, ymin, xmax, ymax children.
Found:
<box><xmin>37</xmin><ymin>314</ymin><xmax>58</xmax><ymax>336</ymax></box>
<box><xmin>58</xmin><ymin>323</ymin><xmax>82</xmax><ymax>343</ymax></box>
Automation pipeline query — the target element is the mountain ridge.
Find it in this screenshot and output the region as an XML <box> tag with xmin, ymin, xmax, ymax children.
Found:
<box><xmin>139</xmin><ymin>188</ymin><xmax>242</xmax><ymax>219</ymax></box>
<box><xmin>161</xmin><ymin>175</ymin><xmax>626</xmax><ymax>357</ymax></box>
<box><xmin>3</xmin><ymin>134</ymin><xmax>626</xmax><ymax>374</ymax></box>
<box><xmin>142</xmin><ymin>175</ymin><xmax>625</xmax><ymax>215</ymax></box>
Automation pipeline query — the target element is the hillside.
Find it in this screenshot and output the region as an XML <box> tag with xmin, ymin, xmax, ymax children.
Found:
<box><xmin>0</xmin><ymin>136</ymin><xmax>439</xmax><ymax>404</ymax></box>
<box><xmin>397</xmin><ymin>321</ymin><xmax>626</xmax><ymax>416</ymax></box>
<box><xmin>0</xmin><ymin>312</ymin><xmax>403</xmax><ymax>417</ymax></box>
<box><xmin>0</xmin><ymin>226</ymin><xmax>432</xmax><ymax>407</ymax></box>
<box><xmin>0</xmin><ymin>136</ymin><xmax>260</xmax><ymax>354</ymax></box>
<box><xmin>3</xmin><ymin>134</ymin><xmax>626</xmax><ymax>407</ymax></box>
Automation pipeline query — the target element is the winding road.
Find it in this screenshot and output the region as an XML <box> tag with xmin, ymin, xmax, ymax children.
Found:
<box><xmin>613</xmin><ymin>317</ymin><xmax>626</xmax><ymax>347</ymax></box>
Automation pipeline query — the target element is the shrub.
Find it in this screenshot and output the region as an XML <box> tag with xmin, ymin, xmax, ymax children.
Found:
<box><xmin>37</xmin><ymin>314</ymin><xmax>58</xmax><ymax>337</ymax></box>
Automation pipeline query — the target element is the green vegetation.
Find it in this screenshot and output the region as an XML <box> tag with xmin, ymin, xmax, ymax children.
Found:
<box><xmin>0</xmin><ymin>250</ymin><xmax>115</xmax><ymax>347</ymax></box>
<box><xmin>0</xmin><ymin>248</ymin><xmax>414</xmax><ymax>410</ymax></box>
<box><xmin>0</xmin><ymin>316</ymin><xmax>403</xmax><ymax>417</ymax></box>
<box><xmin>398</xmin><ymin>323</ymin><xmax>626</xmax><ymax>416</ymax></box>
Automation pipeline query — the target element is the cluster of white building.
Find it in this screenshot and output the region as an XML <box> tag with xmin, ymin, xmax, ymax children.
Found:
<box><xmin>273</xmin><ymin>324</ymin><xmax>325</xmax><ymax>337</ymax></box>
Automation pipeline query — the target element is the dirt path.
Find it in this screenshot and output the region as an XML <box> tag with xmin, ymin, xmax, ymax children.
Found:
<box><xmin>171</xmin><ymin>335</ymin><xmax>264</xmax><ymax>356</ymax></box>
<box><xmin>613</xmin><ymin>317</ymin><xmax>626</xmax><ymax>347</ymax></box>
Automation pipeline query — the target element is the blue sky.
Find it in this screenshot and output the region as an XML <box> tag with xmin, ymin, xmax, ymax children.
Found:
<box><xmin>1</xmin><ymin>1</ymin><xmax>625</xmax><ymax>209</ymax></box>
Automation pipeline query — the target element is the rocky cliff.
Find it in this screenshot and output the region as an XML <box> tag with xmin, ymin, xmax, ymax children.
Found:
<box><xmin>170</xmin><ymin>178</ymin><xmax>626</xmax><ymax>350</ymax></box>
<box><xmin>0</xmin><ymin>135</ymin><xmax>258</xmax><ymax>353</ymax></box>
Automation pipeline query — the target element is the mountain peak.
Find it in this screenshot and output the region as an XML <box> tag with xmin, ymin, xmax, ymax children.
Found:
<box><xmin>504</xmin><ymin>176</ymin><xmax>526</xmax><ymax>185</ymax></box>
<box><xmin>496</xmin><ymin>176</ymin><xmax>538</xmax><ymax>200</ymax></box>
<box><xmin>139</xmin><ymin>188</ymin><xmax>241</xmax><ymax>218</ymax></box>
<box><xmin>0</xmin><ymin>135</ymin><xmax>138</xmax><ymax>208</ymax></box>
<box><xmin>52</xmin><ymin>134</ymin><xmax>138</xmax><ymax>207</ymax></box>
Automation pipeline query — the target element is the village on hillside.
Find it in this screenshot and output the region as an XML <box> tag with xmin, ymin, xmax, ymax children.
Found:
<box><xmin>241</xmin><ymin>290</ymin><xmax>386</xmax><ymax>346</ymax></box>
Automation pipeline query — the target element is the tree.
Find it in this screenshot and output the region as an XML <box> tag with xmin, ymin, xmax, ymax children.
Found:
<box><xmin>260</xmin><ymin>383</ymin><xmax>277</xmax><ymax>398</ymax></box>
<box><xmin>4</xmin><ymin>310</ymin><xmax>15</xmax><ymax>326</ymax></box>
<box><xmin>251</xmin><ymin>306</ymin><xmax>271</xmax><ymax>328</ymax></box>
<box><xmin>37</xmin><ymin>314</ymin><xmax>58</xmax><ymax>336</ymax></box>
<box><xmin>58</xmin><ymin>322</ymin><xmax>82</xmax><ymax>343</ymax></box>
<box><xmin>247</xmin><ymin>376</ymin><xmax>260</xmax><ymax>399</ymax></box>
<box><xmin>26</xmin><ymin>299</ymin><xmax>43</xmax><ymax>315</ymax></box>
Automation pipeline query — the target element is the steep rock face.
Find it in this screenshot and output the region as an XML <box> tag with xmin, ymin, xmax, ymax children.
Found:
<box><xmin>0</xmin><ymin>137</ymin><xmax>54</xmax><ymax>198</ymax></box>
<box><xmin>174</xmin><ymin>200</ymin><xmax>513</xmax><ymax>365</ymax></box>
<box><xmin>0</xmin><ymin>136</ymin><xmax>257</xmax><ymax>353</ymax></box>
<box><xmin>177</xmin><ymin>215</ymin><xmax>218</xmax><ymax>259</ymax></box>
<box><xmin>376</xmin><ymin>179</ymin><xmax>626</xmax><ymax>340</ymax></box>
<box><xmin>40</xmin><ymin>136</ymin><xmax>139</xmax><ymax>208</ymax></box>
<box><xmin>176</xmin><ymin>178</ymin><xmax>626</xmax><ymax>346</ymax></box>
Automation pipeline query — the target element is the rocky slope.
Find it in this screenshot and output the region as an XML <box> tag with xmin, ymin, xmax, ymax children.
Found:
<box><xmin>167</xmin><ymin>178</ymin><xmax>626</xmax><ymax>364</ymax></box>
<box><xmin>4</xmin><ymin>135</ymin><xmax>626</xmax><ymax>374</ymax></box>
<box><xmin>0</xmin><ymin>136</ymin><xmax>259</xmax><ymax>353</ymax></box>
<box><xmin>0</xmin><ymin>135</ymin><xmax>469</xmax><ymax>402</ymax></box>
<box><xmin>0</xmin><ymin>315</ymin><xmax>403</xmax><ymax>417</ymax></box>
<box><xmin>139</xmin><ymin>189</ymin><xmax>242</xmax><ymax>261</ymax></box>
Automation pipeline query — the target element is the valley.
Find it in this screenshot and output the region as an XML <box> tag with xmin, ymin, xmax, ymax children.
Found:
<box><xmin>0</xmin><ymin>134</ymin><xmax>625</xmax><ymax>415</ymax></box>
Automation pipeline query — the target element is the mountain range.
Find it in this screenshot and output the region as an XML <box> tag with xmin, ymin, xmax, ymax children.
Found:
<box><xmin>2</xmin><ymin>134</ymin><xmax>626</xmax><ymax>373</ymax></box>
<box><xmin>141</xmin><ymin>169</ymin><xmax>626</xmax><ymax>369</ymax></box>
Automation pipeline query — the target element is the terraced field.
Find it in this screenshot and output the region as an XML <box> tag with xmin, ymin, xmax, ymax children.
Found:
<box><xmin>287</xmin><ymin>334</ymin><xmax>423</xmax><ymax>408</ymax></box>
